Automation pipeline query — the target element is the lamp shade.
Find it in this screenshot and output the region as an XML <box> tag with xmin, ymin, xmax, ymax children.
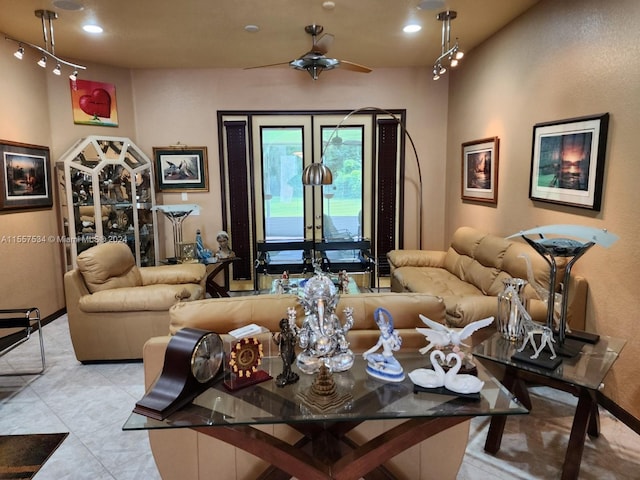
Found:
<box><xmin>302</xmin><ymin>163</ymin><xmax>333</xmax><ymax>185</ymax></box>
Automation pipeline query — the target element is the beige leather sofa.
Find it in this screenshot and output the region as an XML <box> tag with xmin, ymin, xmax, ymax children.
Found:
<box><xmin>388</xmin><ymin>226</ymin><xmax>587</xmax><ymax>330</ymax></box>
<box><xmin>64</xmin><ymin>242</ymin><xmax>206</xmax><ymax>362</ymax></box>
<box><xmin>142</xmin><ymin>292</ymin><xmax>472</xmax><ymax>480</ymax></box>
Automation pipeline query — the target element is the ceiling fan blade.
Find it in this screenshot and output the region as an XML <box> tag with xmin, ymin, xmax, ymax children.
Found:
<box><xmin>315</xmin><ymin>33</ymin><xmax>334</xmax><ymax>54</ymax></box>
<box><xmin>338</xmin><ymin>60</ymin><xmax>373</xmax><ymax>73</ymax></box>
<box><xmin>244</xmin><ymin>61</ymin><xmax>292</xmax><ymax>70</ymax></box>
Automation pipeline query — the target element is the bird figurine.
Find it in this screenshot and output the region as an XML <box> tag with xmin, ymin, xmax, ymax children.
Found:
<box><xmin>408</xmin><ymin>350</ymin><xmax>446</xmax><ymax>388</ymax></box>
<box><xmin>416</xmin><ymin>315</ymin><xmax>494</xmax><ymax>355</ymax></box>
<box><xmin>443</xmin><ymin>352</ymin><xmax>484</xmax><ymax>394</ymax></box>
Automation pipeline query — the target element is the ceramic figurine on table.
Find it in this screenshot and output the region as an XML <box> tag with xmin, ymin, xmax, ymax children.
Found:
<box><xmin>408</xmin><ymin>350</ymin><xmax>446</xmax><ymax>388</ymax></box>
<box><xmin>295</xmin><ymin>274</ymin><xmax>355</xmax><ymax>374</ymax></box>
<box><xmin>272</xmin><ymin>318</ymin><xmax>299</xmax><ymax>387</ymax></box>
<box><xmin>362</xmin><ymin>307</ymin><xmax>404</xmax><ymax>382</ymax></box>
<box><xmin>443</xmin><ymin>352</ymin><xmax>484</xmax><ymax>394</ymax></box>
<box><xmin>215</xmin><ymin>231</ymin><xmax>235</xmax><ymax>259</ymax></box>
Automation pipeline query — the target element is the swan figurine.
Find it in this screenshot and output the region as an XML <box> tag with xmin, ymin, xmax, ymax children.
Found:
<box><xmin>443</xmin><ymin>352</ymin><xmax>484</xmax><ymax>394</ymax></box>
<box><xmin>408</xmin><ymin>350</ymin><xmax>446</xmax><ymax>388</ymax></box>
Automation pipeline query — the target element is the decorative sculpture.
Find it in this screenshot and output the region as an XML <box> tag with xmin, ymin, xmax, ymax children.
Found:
<box><xmin>512</xmin><ymin>292</ymin><xmax>557</xmax><ymax>360</ymax></box>
<box><xmin>215</xmin><ymin>230</ymin><xmax>235</xmax><ymax>259</ymax></box>
<box><xmin>408</xmin><ymin>350</ymin><xmax>446</xmax><ymax>388</ymax></box>
<box><xmin>362</xmin><ymin>307</ymin><xmax>404</xmax><ymax>382</ymax></box>
<box><xmin>508</xmin><ymin>225</ymin><xmax>618</xmax><ymax>350</ymax></box>
<box><xmin>294</xmin><ymin>274</ymin><xmax>355</xmax><ymax>374</ymax></box>
<box><xmin>443</xmin><ymin>353</ymin><xmax>484</xmax><ymax>394</ymax></box>
<box><xmin>272</xmin><ymin>317</ymin><xmax>299</xmax><ymax>387</ymax></box>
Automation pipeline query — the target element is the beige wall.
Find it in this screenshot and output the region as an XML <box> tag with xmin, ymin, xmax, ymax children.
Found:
<box><xmin>130</xmin><ymin>67</ymin><xmax>449</xmax><ymax>256</ymax></box>
<box><xmin>446</xmin><ymin>0</ymin><xmax>640</xmax><ymax>419</ymax></box>
<box><xmin>0</xmin><ymin>39</ymin><xmax>136</xmax><ymax>318</ymax></box>
<box><xmin>0</xmin><ymin>40</ymin><xmax>62</xmax><ymax>317</ymax></box>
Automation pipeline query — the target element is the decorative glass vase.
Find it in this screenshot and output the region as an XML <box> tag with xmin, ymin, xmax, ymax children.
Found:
<box><xmin>496</xmin><ymin>278</ymin><xmax>528</xmax><ymax>341</ymax></box>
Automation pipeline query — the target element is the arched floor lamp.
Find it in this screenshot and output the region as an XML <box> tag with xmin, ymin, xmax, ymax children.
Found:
<box><xmin>302</xmin><ymin>106</ymin><xmax>423</xmax><ymax>249</ymax></box>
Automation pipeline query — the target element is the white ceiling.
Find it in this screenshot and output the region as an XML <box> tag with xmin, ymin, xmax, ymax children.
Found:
<box><xmin>0</xmin><ymin>0</ymin><xmax>539</xmax><ymax>72</ymax></box>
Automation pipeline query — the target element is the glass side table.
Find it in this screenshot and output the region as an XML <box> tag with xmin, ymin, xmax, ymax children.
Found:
<box><xmin>473</xmin><ymin>332</ymin><xmax>625</xmax><ymax>480</ymax></box>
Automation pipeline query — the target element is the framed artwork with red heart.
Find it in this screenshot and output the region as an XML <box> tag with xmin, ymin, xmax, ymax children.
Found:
<box><xmin>70</xmin><ymin>79</ymin><xmax>118</xmax><ymax>126</ymax></box>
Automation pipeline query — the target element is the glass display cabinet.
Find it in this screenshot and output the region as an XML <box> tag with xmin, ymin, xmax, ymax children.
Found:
<box><xmin>56</xmin><ymin>136</ymin><xmax>158</xmax><ymax>269</ymax></box>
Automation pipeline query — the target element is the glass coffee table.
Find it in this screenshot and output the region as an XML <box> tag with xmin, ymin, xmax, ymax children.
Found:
<box><xmin>473</xmin><ymin>332</ymin><xmax>626</xmax><ymax>480</ymax></box>
<box><xmin>124</xmin><ymin>352</ymin><xmax>527</xmax><ymax>480</ymax></box>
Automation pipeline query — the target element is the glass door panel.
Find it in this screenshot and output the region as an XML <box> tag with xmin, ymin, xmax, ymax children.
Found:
<box><xmin>261</xmin><ymin>127</ymin><xmax>304</xmax><ymax>241</ymax></box>
<box><xmin>321</xmin><ymin>125</ymin><xmax>363</xmax><ymax>241</ymax></box>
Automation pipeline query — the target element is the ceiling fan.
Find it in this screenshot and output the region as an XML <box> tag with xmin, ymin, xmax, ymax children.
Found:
<box><xmin>245</xmin><ymin>25</ymin><xmax>372</xmax><ymax>80</ymax></box>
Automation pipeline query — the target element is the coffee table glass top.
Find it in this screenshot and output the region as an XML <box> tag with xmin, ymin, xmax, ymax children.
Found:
<box><xmin>123</xmin><ymin>352</ymin><xmax>527</xmax><ymax>432</ymax></box>
<box><xmin>473</xmin><ymin>332</ymin><xmax>625</xmax><ymax>391</ymax></box>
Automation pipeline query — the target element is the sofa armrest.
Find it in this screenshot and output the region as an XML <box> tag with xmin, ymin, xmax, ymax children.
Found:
<box><xmin>387</xmin><ymin>250</ymin><xmax>446</xmax><ymax>270</ymax></box>
<box><xmin>139</xmin><ymin>264</ymin><xmax>206</xmax><ymax>286</ymax></box>
<box><xmin>445</xmin><ymin>295</ymin><xmax>499</xmax><ymax>328</ymax></box>
<box><xmin>143</xmin><ymin>336</ymin><xmax>171</xmax><ymax>390</ymax></box>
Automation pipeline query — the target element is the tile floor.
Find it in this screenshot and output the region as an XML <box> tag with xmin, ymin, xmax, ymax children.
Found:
<box><xmin>1</xmin><ymin>315</ymin><xmax>638</xmax><ymax>479</ymax></box>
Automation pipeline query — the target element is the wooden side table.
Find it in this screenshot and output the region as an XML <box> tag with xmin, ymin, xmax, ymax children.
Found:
<box><xmin>205</xmin><ymin>257</ymin><xmax>240</xmax><ymax>298</ymax></box>
<box><xmin>473</xmin><ymin>332</ymin><xmax>625</xmax><ymax>480</ymax></box>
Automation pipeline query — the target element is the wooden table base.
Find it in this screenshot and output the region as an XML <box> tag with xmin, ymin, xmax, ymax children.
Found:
<box><xmin>484</xmin><ymin>366</ymin><xmax>600</xmax><ymax>480</ymax></box>
<box><xmin>193</xmin><ymin>415</ymin><xmax>472</xmax><ymax>480</ymax></box>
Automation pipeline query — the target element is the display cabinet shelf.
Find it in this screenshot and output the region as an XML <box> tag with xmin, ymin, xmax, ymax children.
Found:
<box><xmin>56</xmin><ymin>136</ymin><xmax>159</xmax><ymax>269</ymax></box>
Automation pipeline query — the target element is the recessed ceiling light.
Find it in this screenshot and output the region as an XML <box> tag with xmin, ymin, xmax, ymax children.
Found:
<box><xmin>83</xmin><ymin>24</ymin><xmax>103</xmax><ymax>34</ymax></box>
<box><xmin>53</xmin><ymin>0</ymin><xmax>84</xmax><ymax>11</ymax></box>
<box><xmin>244</xmin><ymin>24</ymin><xmax>260</xmax><ymax>33</ymax></box>
<box><xmin>403</xmin><ymin>24</ymin><xmax>422</xmax><ymax>33</ymax></box>
<box><xmin>417</xmin><ymin>0</ymin><xmax>445</xmax><ymax>10</ymax></box>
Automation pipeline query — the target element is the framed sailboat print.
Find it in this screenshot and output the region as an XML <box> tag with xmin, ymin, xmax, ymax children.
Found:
<box><xmin>461</xmin><ymin>137</ymin><xmax>500</xmax><ymax>204</ymax></box>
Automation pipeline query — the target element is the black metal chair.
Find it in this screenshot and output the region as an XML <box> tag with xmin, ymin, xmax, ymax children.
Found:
<box><xmin>0</xmin><ymin>307</ymin><xmax>45</xmax><ymax>375</ymax></box>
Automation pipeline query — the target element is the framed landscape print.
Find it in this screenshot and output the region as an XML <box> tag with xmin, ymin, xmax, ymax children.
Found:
<box><xmin>461</xmin><ymin>137</ymin><xmax>499</xmax><ymax>204</ymax></box>
<box><xmin>529</xmin><ymin>113</ymin><xmax>609</xmax><ymax>211</ymax></box>
<box><xmin>0</xmin><ymin>140</ymin><xmax>52</xmax><ymax>212</ymax></box>
<box><xmin>153</xmin><ymin>146</ymin><xmax>209</xmax><ymax>192</ymax></box>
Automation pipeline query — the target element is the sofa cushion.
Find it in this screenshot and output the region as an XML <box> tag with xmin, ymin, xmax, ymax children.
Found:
<box><xmin>77</xmin><ymin>242</ymin><xmax>142</xmax><ymax>293</ymax></box>
<box><xmin>79</xmin><ymin>284</ymin><xmax>203</xmax><ymax>312</ymax></box>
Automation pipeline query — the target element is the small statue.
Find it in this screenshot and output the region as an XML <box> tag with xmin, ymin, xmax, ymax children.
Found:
<box><xmin>215</xmin><ymin>231</ymin><xmax>235</xmax><ymax>259</ymax></box>
<box><xmin>295</xmin><ymin>274</ymin><xmax>355</xmax><ymax>374</ymax></box>
<box><xmin>272</xmin><ymin>316</ymin><xmax>299</xmax><ymax>387</ymax></box>
<box><xmin>338</xmin><ymin>270</ymin><xmax>350</xmax><ymax>293</ymax></box>
<box><xmin>362</xmin><ymin>307</ymin><xmax>404</xmax><ymax>382</ymax></box>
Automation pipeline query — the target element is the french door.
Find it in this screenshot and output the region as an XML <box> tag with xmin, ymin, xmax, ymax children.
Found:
<box><xmin>218</xmin><ymin>110</ymin><xmax>405</xmax><ymax>290</ymax></box>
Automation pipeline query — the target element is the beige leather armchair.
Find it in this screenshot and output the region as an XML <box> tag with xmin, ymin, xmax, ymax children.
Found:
<box><xmin>64</xmin><ymin>242</ymin><xmax>206</xmax><ymax>362</ymax></box>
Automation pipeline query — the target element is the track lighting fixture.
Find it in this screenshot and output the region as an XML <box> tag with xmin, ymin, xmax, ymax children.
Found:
<box><xmin>5</xmin><ymin>9</ymin><xmax>87</xmax><ymax>79</ymax></box>
<box><xmin>432</xmin><ymin>10</ymin><xmax>464</xmax><ymax>81</ymax></box>
<box><xmin>14</xmin><ymin>46</ymin><xmax>24</xmax><ymax>60</ymax></box>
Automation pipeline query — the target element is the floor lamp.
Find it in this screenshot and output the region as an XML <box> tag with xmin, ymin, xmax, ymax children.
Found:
<box><xmin>311</xmin><ymin>106</ymin><xmax>424</xmax><ymax>250</ymax></box>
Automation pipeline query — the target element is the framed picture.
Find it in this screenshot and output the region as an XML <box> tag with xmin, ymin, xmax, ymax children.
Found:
<box><xmin>153</xmin><ymin>146</ymin><xmax>209</xmax><ymax>192</ymax></box>
<box><xmin>0</xmin><ymin>140</ymin><xmax>52</xmax><ymax>212</ymax></box>
<box><xmin>461</xmin><ymin>137</ymin><xmax>500</xmax><ymax>204</ymax></box>
<box><xmin>529</xmin><ymin>113</ymin><xmax>609</xmax><ymax>211</ymax></box>
<box><xmin>70</xmin><ymin>79</ymin><xmax>119</xmax><ymax>127</ymax></box>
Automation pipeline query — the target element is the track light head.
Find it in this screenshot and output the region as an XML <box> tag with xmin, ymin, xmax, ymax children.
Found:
<box><xmin>37</xmin><ymin>56</ymin><xmax>47</xmax><ymax>68</ymax></box>
<box><xmin>53</xmin><ymin>63</ymin><xmax>62</xmax><ymax>75</ymax></box>
<box><xmin>14</xmin><ymin>46</ymin><xmax>24</xmax><ymax>60</ymax></box>
<box><xmin>69</xmin><ymin>70</ymin><xmax>78</xmax><ymax>81</ymax></box>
